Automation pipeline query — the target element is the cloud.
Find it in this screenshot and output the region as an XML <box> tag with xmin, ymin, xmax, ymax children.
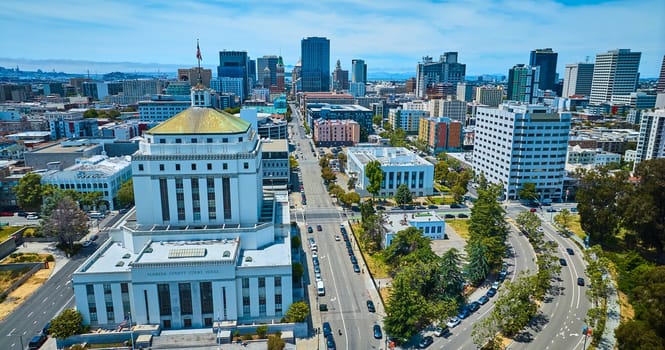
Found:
<box><xmin>0</xmin><ymin>0</ymin><xmax>662</xmax><ymax>76</ymax></box>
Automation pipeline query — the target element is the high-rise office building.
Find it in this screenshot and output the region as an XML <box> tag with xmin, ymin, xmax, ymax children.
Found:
<box><xmin>529</xmin><ymin>48</ymin><xmax>558</xmax><ymax>91</ymax></box>
<box><xmin>301</xmin><ymin>37</ymin><xmax>330</xmax><ymax>92</ymax></box>
<box><xmin>257</xmin><ymin>55</ymin><xmax>279</xmax><ymax>88</ymax></box>
<box><xmin>562</xmin><ymin>63</ymin><xmax>594</xmax><ymax>97</ymax></box>
<box><xmin>332</xmin><ymin>59</ymin><xmax>349</xmax><ymax>91</ymax></box>
<box><xmin>415</xmin><ymin>53</ymin><xmax>466</xmax><ymax>98</ymax></box>
<box><xmin>474</xmin><ymin>86</ymin><xmax>503</xmax><ymax>107</ymax></box>
<box><xmin>276</xmin><ymin>56</ymin><xmax>285</xmax><ymax>92</ymax></box>
<box><xmin>657</xmin><ymin>55</ymin><xmax>665</xmax><ymax>93</ymax></box>
<box><xmin>217</xmin><ymin>51</ymin><xmax>250</xmax><ymax>101</ymax></box>
<box><xmin>248</xmin><ymin>58</ymin><xmax>256</xmax><ymax>89</ymax></box>
<box><xmin>507</xmin><ymin>64</ymin><xmax>540</xmax><ymax>104</ymax></box>
<box><xmin>352</xmin><ymin>59</ymin><xmax>367</xmax><ymax>84</ymax></box>
<box><xmin>473</xmin><ymin>102</ymin><xmax>571</xmax><ymax>201</ymax></box>
<box><xmin>634</xmin><ymin>109</ymin><xmax>665</xmax><ymax>166</ymax></box>
<box><xmin>589</xmin><ymin>49</ymin><xmax>641</xmax><ymax>105</ymax></box>
<box><xmin>456</xmin><ymin>82</ymin><xmax>475</xmax><ymax>102</ymax></box>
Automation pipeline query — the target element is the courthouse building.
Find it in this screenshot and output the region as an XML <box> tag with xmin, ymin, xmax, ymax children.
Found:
<box><xmin>72</xmin><ymin>85</ymin><xmax>293</xmax><ymax>330</ymax></box>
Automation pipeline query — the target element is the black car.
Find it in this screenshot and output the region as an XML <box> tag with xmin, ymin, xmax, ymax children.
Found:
<box><xmin>468</xmin><ymin>301</ymin><xmax>480</xmax><ymax>312</ymax></box>
<box><xmin>566</xmin><ymin>248</ymin><xmax>574</xmax><ymax>255</ymax></box>
<box><xmin>577</xmin><ymin>277</ymin><xmax>585</xmax><ymax>286</ymax></box>
<box><xmin>418</xmin><ymin>335</ymin><xmax>434</xmax><ymax>348</ymax></box>
<box><xmin>323</xmin><ymin>322</ymin><xmax>332</xmax><ymax>337</ymax></box>
<box><xmin>376</xmin><ymin>206</ymin><xmax>386</xmax><ymax>210</ymax></box>
<box><xmin>28</xmin><ymin>334</ymin><xmax>47</xmax><ymax>350</ymax></box>
<box><xmin>350</xmin><ymin>255</ymin><xmax>357</xmax><ymax>264</ymax></box>
<box><xmin>457</xmin><ymin>213</ymin><xmax>468</xmax><ymax>218</ymax></box>
<box><xmin>367</xmin><ymin>300</ymin><xmax>376</xmax><ymax>312</ymax></box>
<box><xmin>450</xmin><ymin>203</ymin><xmax>462</xmax><ymax>208</ymax></box>
<box><xmin>427</xmin><ymin>205</ymin><xmax>438</xmax><ymax>209</ymax></box>
<box><xmin>317</xmin><ymin>224</ymin><xmax>323</xmax><ymax>232</ymax></box>
<box><xmin>353</xmin><ymin>264</ymin><xmax>361</xmax><ymax>273</ymax></box>
<box><xmin>373</xmin><ymin>325</ymin><xmax>383</xmax><ymax>339</ymax></box>
<box><xmin>559</xmin><ymin>258</ymin><xmax>567</xmax><ymax>266</ymax></box>
<box><xmin>326</xmin><ymin>334</ymin><xmax>336</xmax><ymax>350</ymax></box>
<box><xmin>444</xmin><ymin>214</ymin><xmax>455</xmax><ymax>219</ymax></box>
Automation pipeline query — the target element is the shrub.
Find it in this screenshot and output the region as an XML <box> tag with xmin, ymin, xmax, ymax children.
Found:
<box><xmin>242</xmin><ymin>333</ymin><xmax>253</xmax><ymax>341</ymax></box>
<box><xmin>256</xmin><ymin>325</ymin><xmax>268</xmax><ymax>338</ymax></box>
<box><xmin>45</xmin><ymin>255</ymin><xmax>55</xmax><ymax>262</ymax></box>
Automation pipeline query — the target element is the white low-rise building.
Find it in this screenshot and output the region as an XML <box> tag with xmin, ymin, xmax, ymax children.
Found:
<box><xmin>346</xmin><ymin>146</ymin><xmax>434</xmax><ymax>198</ymax></box>
<box><xmin>72</xmin><ymin>86</ymin><xmax>293</xmax><ymax>330</ymax></box>
<box><xmin>39</xmin><ymin>155</ymin><xmax>132</xmax><ymax>210</ymax></box>
<box><xmin>383</xmin><ymin>211</ymin><xmax>446</xmax><ymax>247</ymax></box>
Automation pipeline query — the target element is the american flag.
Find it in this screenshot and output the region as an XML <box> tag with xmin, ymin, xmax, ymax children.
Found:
<box><xmin>196</xmin><ymin>41</ymin><xmax>202</xmax><ymax>61</ymax></box>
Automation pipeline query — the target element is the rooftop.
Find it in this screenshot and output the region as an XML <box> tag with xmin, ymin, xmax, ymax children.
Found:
<box><xmin>147</xmin><ymin>107</ymin><xmax>250</xmax><ymax>135</ymax></box>
<box><xmin>348</xmin><ymin>146</ymin><xmax>431</xmax><ymax>167</ymax></box>
<box><xmin>261</xmin><ymin>139</ymin><xmax>288</xmax><ymax>153</ymax></box>
<box><xmin>383</xmin><ymin>211</ymin><xmax>445</xmax><ymax>233</ymax></box>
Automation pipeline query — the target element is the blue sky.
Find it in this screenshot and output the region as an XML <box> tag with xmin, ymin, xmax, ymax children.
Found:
<box><xmin>0</xmin><ymin>0</ymin><xmax>663</xmax><ymax>77</ymax></box>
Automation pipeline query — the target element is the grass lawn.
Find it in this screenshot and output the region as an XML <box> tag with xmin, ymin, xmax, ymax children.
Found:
<box><xmin>447</xmin><ymin>219</ymin><xmax>470</xmax><ymax>240</ymax></box>
<box><xmin>568</xmin><ymin>215</ymin><xmax>586</xmax><ymax>240</ymax></box>
<box><xmin>350</xmin><ymin>223</ymin><xmax>390</xmax><ymax>279</ymax></box>
<box><xmin>0</xmin><ymin>226</ymin><xmax>22</xmax><ymax>243</ymax></box>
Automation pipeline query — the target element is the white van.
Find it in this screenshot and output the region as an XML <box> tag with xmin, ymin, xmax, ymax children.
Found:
<box><xmin>89</xmin><ymin>211</ymin><xmax>105</xmax><ymax>219</ymax></box>
<box><xmin>317</xmin><ymin>281</ymin><xmax>325</xmax><ymax>296</ymax></box>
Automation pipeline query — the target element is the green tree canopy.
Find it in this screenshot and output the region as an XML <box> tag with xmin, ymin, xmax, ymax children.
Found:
<box><xmin>83</xmin><ymin>109</ymin><xmax>98</xmax><ymax>118</ymax></box>
<box><xmin>117</xmin><ymin>179</ymin><xmax>135</xmax><ymax>208</ymax></box>
<box><xmin>14</xmin><ymin>173</ymin><xmax>44</xmax><ymax>211</ymax></box>
<box><xmin>493</xmin><ymin>273</ymin><xmax>538</xmax><ymax>337</ymax></box>
<box><xmin>394</xmin><ymin>184</ymin><xmax>413</xmax><ymax>208</ymax></box>
<box><xmin>437</xmin><ymin>248</ymin><xmax>465</xmax><ymax>299</ymax></box>
<box><xmin>284</xmin><ymin>301</ymin><xmax>309</xmax><ymax>323</ymax></box>
<box><xmin>516</xmin><ymin>210</ymin><xmax>543</xmax><ymax>245</ymax></box>
<box><xmin>384</xmin><ymin>227</ymin><xmax>435</xmax><ymax>270</ymax></box>
<box><xmin>364</xmin><ymin>160</ymin><xmax>383</xmax><ymax>200</ymax></box>
<box><xmin>383</xmin><ymin>266</ymin><xmax>431</xmax><ymax>341</ymax></box>
<box><xmin>518</xmin><ymin>182</ymin><xmax>538</xmax><ymax>203</ymax></box>
<box><xmin>291</xmin><ymin>262</ymin><xmax>304</xmax><ymax>283</ymax></box>
<box><xmin>465</xmin><ymin>239</ymin><xmax>490</xmax><ymax>285</ymax></box>
<box><xmin>622</xmin><ymin>159</ymin><xmax>665</xmax><ymax>252</ymax></box>
<box><xmin>50</xmin><ymin>308</ymin><xmax>83</xmax><ymax>339</ymax></box>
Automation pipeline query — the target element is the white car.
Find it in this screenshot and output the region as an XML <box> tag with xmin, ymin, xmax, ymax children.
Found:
<box><xmin>315</xmin><ymin>272</ymin><xmax>322</xmax><ymax>281</ymax></box>
<box><xmin>446</xmin><ymin>317</ymin><xmax>461</xmax><ymax>328</ymax></box>
<box><xmin>82</xmin><ymin>240</ymin><xmax>93</xmax><ymax>247</ymax></box>
<box><xmin>26</xmin><ymin>214</ymin><xmax>40</xmax><ymax>220</ymax></box>
<box><xmin>492</xmin><ymin>281</ymin><xmax>500</xmax><ymax>289</ymax></box>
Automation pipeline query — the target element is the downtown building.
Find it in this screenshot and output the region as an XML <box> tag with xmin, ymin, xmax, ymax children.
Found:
<box><xmin>474</xmin><ymin>86</ymin><xmax>504</xmax><ymax>107</ymax></box>
<box><xmin>634</xmin><ymin>109</ymin><xmax>665</xmax><ymax>166</ymax></box>
<box><xmin>472</xmin><ymin>102</ymin><xmax>571</xmax><ymax>201</ymax></box>
<box><xmin>418</xmin><ymin>117</ymin><xmax>463</xmax><ymax>154</ymax></box>
<box><xmin>72</xmin><ymin>86</ymin><xmax>293</xmax><ymax>329</ymax></box>
<box><xmin>562</xmin><ymin>63</ymin><xmax>594</xmax><ymax>97</ymax></box>
<box><xmin>589</xmin><ymin>49</ymin><xmax>641</xmax><ymax>105</ymax></box>
<box><xmin>217</xmin><ymin>51</ymin><xmax>250</xmax><ymax>101</ymax></box>
<box><xmin>300</xmin><ymin>37</ymin><xmax>330</xmax><ymax>92</ymax></box>
<box><xmin>529</xmin><ymin>48</ymin><xmax>558</xmax><ymax>92</ymax></box>
<box><xmin>313</xmin><ymin>119</ymin><xmax>360</xmax><ymax>147</ymax></box>
<box><xmin>415</xmin><ymin>53</ymin><xmax>466</xmax><ymax>98</ymax></box>
<box><xmin>507</xmin><ymin>64</ymin><xmax>540</xmax><ymax>104</ymax></box>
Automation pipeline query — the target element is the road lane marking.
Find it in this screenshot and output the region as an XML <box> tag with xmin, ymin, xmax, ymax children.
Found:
<box><xmin>27</xmin><ymin>311</ymin><xmax>33</xmax><ymax>318</ymax></box>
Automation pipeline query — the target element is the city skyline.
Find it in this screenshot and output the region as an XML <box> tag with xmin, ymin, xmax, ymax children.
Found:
<box><xmin>0</xmin><ymin>0</ymin><xmax>664</xmax><ymax>77</ymax></box>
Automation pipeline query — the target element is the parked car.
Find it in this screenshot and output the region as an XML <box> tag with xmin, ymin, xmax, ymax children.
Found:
<box><xmin>546</xmin><ymin>208</ymin><xmax>558</xmax><ymax>212</ymax></box>
<box><xmin>307</xmin><ymin>226</ymin><xmax>313</xmax><ymax>233</ymax></box>
<box><xmin>433</xmin><ymin>325</ymin><xmax>451</xmax><ymax>337</ymax></box>
<box><xmin>446</xmin><ymin>317</ymin><xmax>461</xmax><ymax>328</ymax></box>
<box><xmin>82</xmin><ymin>240</ymin><xmax>93</xmax><ymax>247</ymax></box>
<box><xmin>530</xmin><ymin>208</ymin><xmax>537</xmax><ymax>213</ymax></box>
<box><xmin>450</xmin><ymin>203</ymin><xmax>461</xmax><ymax>208</ymax></box>
<box><xmin>350</xmin><ymin>255</ymin><xmax>357</xmax><ymax>264</ymax></box>
<box><xmin>353</xmin><ymin>264</ymin><xmax>360</xmax><ymax>273</ymax></box>
<box><xmin>26</xmin><ymin>214</ymin><xmax>40</xmax><ymax>220</ymax></box>
<box><xmin>418</xmin><ymin>335</ymin><xmax>434</xmax><ymax>348</ymax></box>
<box><xmin>457</xmin><ymin>213</ymin><xmax>468</xmax><ymax>218</ymax></box>
<box><xmin>28</xmin><ymin>333</ymin><xmax>47</xmax><ymax>350</ymax></box>
<box><xmin>326</xmin><ymin>334</ymin><xmax>336</xmax><ymax>350</ymax></box>
<box><xmin>323</xmin><ymin>322</ymin><xmax>332</xmax><ymax>337</ymax></box>
<box><xmin>376</xmin><ymin>206</ymin><xmax>386</xmax><ymax>210</ymax></box>
<box><xmin>373</xmin><ymin>325</ymin><xmax>383</xmax><ymax>339</ymax></box>
<box><xmin>444</xmin><ymin>214</ymin><xmax>455</xmax><ymax>219</ymax></box>
<box><xmin>457</xmin><ymin>307</ymin><xmax>471</xmax><ymax>319</ymax></box>
<box><xmin>486</xmin><ymin>287</ymin><xmax>498</xmax><ymax>297</ymax></box>
<box><xmin>367</xmin><ymin>300</ymin><xmax>376</xmax><ymax>312</ymax></box>
<box><xmin>317</xmin><ymin>224</ymin><xmax>323</xmax><ymax>232</ymax></box>
<box><xmin>468</xmin><ymin>301</ymin><xmax>481</xmax><ymax>312</ymax></box>
<box><xmin>477</xmin><ymin>295</ymin><xmax>490</xmax><ymax>305</ymax></box>
<box><xmin>428</xmin><ymin>205</ymin><xmax>438</xmax><ymax>209</ymax></box>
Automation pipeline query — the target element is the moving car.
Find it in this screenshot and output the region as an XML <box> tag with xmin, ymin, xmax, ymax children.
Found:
<box><xmin>566</xmin><ymin>248</ymin><xmax>575</xmax><ymax>255</ymax></box>
<box><xmin>335</xmin><ymin>235</ymin><xmax>340</xmax><ymax>241</ymax></box>
<box><xmin>307</xmin><ymin>226</ymin><xmax>313</xmax><ymax>233</ymax></box>
<box><xmin>28</xmin><ymin>333</ymin><xmax>47</xmax><ymax>350</ymax></box>
<box><xmin>530</xmin><ymin>208</ymin><xmax>537</xmax><ymax>213</ymax></box>
<box><xmin>577</xmin><ymin>277</ymin><xmax>585</xmax><ymax>286</ymax></box>
<box><xmin>367</xmin><ymin>300</ymin><xmax>376</xmax><ymax>312</ymax></box>
<box><xmin>446</xmin><ymin>317</ymin><xmax>461</xmax><ymax>328</ymax></box>
<box><xmin>373</xmin><ymin>325</ymin><xmax>383</xmax><ymax>339</ymax></box>
<box><xmin>418</xmin><ymin>335</ymin><xmax>434</xmax><ymax>348</ymax></box>
<box><xmin>559</xmin><ymin>258</ymin><xmax>567</xmax><ymax>266</ymax></box>
<box><xmin>317</xmin><ymin>224</ymin><xmax>323</xmax><ymax>232</ymax></box>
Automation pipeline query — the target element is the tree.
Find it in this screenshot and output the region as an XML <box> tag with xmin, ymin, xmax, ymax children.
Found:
<box><xmin>575</xmin><ymin>167</ymin><xmax>630</xmax><ymax>245</ymax></box>
<box><xmin>631</xmin><ymin>266</ymin><xmax>665</xmax><ymax>336</ymax></box>
<box><xmin>347</xmin><ymin>177</ymin><xmax>357</xmax><ymax>191</ymax></box>
<box><xmin>450</xmin><ymin>183</ymin><xmax>466</xmax><ymax>204</ymax></box>
<box><xmin>518</xmin><ymin>182</ymin><xmax>538</xmax><ymax>203</ymax></box>
<box><xmin>289</xmin><ymin>155</ymin><xmax>299</xmax><ymax>169</ymax></box>
<box><xmin>434</xmin><ymin>160</ymin><xmax>449</xmax><ymax>184</ymax></box>
<box><xmin>616</xmin><ymin>320</ymin><xmax>665</xmax><ymax>350</ymax></box>
<box><xmin>465</xmin><ymin>240</ymin><xmax>490</xmax><ymax>285</ymax></box>
<box><xmin>383</xmin><ymin>267</ymin><xmax>431</xmax><ymax>340</ymax></box>
<box><xmin>79</xmin><ymin>191</ymin><xmax>104</xmax><ymax>210</ymax></box>
<box><xmin>267</xmin><ymin>332</ymin><xmax>286</xmax><ymax>350</ymax></box>
<box><xmin>14</xmin><ymin>173</ymin><xmax>44</xmax><ymax>211</ymax></box>
<box><xmin>108</xmin><ymin>109</ymin><xmax>121</xmax><ymax>119</ymax></box>
<box><xmin>291</xmin><ymin>262</ymin><xmax>304</xmax><ymax>283</ymax></box>
<box><xmin>553</xmin><ymin>209</ymin><xmax>573</xmax><ymax>234</ymax></box>
<box><xmin>319</xmin><ymin>156</ymin><xmax>330</xmax><ymax>168</ymax></box>
<box><xmin>290</xmin><ymin>235</ymin><xmax>301</xmax><ymax>250</ymax></box>
<box><xmin>41</xmin><ymin>197</ymin><xmax>89</xmax><ymax>250</ymax></box>
<box><xmin>344</xmin><ymin>192</ymin><xmax>360</xmax><ymax>206</ymax></box>
<box><xmin>467</xmin><ymin>185</ymin><xmax>509</xmax><ymax>267</ymax></box>
<box><xmin>472</xmin><ymin>314</ymin><xmax>502</xmax><ymax>350</ymax></box>
<box><xmin>284</xmin><ymin>301</ymin><xmax>309</xmax><ymax>323</ymax></box>
<box><xmin>437</xmin><ymin>248</ymin><xmax>465</xmax><ymax>299</ymax></box>
<box><xmin>493</xmin><ymin>273</ymin><xmax>538</xmax><ymax>337</ymax></box>
<box><xmin>516</xmin><ymin>210</ymin><xmax>543</xmax><ymax>245</ymax></box>
<box><xmin>83</xmin><ymin>109</ymin><xmax>98</xmax><ymax>118</ymax></box>
<box><xmin>365</xmin><ymin>160</ymin><xmax>383</xmax><ymax>201</ymax></box>
<box><xmin>622</xmin><ymin>159</ymin><xmax>665</xmax><ymax>252</ymax></box>
<box><xmin>117</xmin><ymin>179</ymin><xmax>135</xmax><ymax>208</ymax></box>
<box><xmin>394</xmin><ymin>184</ymin><xmax>413</xmax><ymax>208</ymax></box>
<box><xmin>50</xmin><ymin>308</ymin><xmax>83</xmax><ymax>339</ymax></box>
<box><xmin>384</xmin><ymin>227</ymin><xmax>435</xmax><ymax>270</ymax></box>
<box><xmin>41</xmin><ymin>188</ymin><xmax>77</xmax><ymax>218</ymax></box>
<box><xmin>373</xmin><ymin>114</ymin><xmax>383</xmax><ymax>126</ymax></box>
<box><xmin>337</xmin><ymin>152</ymin><xmax>347</xmax><ymax>169</ymax></box>
<box><xmin>390</xmin><ymin>128</ymin><xmax>407</xmax><ymax>147</ymax></box>
<box><xmin>321</xmin><ymin>167</ymin><xmax>337</xmax><ymax>183</ymax></box>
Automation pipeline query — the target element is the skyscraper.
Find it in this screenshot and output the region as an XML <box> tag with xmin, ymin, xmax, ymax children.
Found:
<box><xmin>415</xmin><ymin>53</ymin><xmax>466</xmax><ymax>98</ymax></box>
<box><xmin>635</xmin><ymin>109</ymin><xmax>665</xmax><ymax>166</ymax></box>
<box><xmin>332</xmin><ymin>59</ymin><xmax>349</xmax><ymax>91</ymax></box>
<box><xmin>657</xmin><ymin>54</ymin><xmax>665</xmax><ymax>93</ymax></box>
<box><xmin>352</xmin><ymin>59</ymin><xmax>367</xmax><ymax>84</ymax></box>
<box><xmin>217</xmin><ymin>51</ymin><xmax>250</xmax><ymax>101</ymax></box>
<box><xmin>562</xmin><ymin>63</ymin><xmax>594</xmax><ymax>97</ymax></box>
<box><xmin>276</xmin><ymin>56</ymin><xmax>285</xmax><ymax>92</ymax></box>
<box><xmin>301</xmin><ymin>37</ymin><xmax>330</xmax><ymax>92</ymax></box>
<box><xmin>507</xmin><ymin>64</ymin><xmax>540</xmax><ymax>104</ymax></box>
<box><xmin>589</xmin><ymin>49</ymin><xmax>641</xmax><ymax>105</ymax></box>
<box><xmin>529</xmin><ymin>48</ymin><xmax>558</xmax><ymax>91</ymax></box>
<box><xmin>257</xmin><ymin>55</ymin><xmax>279</xmax><ymax>88</ymax></box>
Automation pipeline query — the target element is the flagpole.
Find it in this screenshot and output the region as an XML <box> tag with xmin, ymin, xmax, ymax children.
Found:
<box><xmin>196</xmin><ymin>39</ymin><xmax>203</xmax><ymax>85</ymax></box>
